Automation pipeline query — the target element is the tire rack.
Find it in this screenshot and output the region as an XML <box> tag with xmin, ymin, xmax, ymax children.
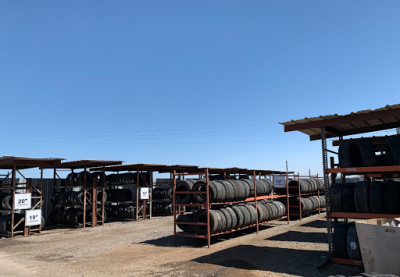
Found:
<box><xmin>327</xmin><ymin>164</ymin><xmax>400</xmax><ymax>266</ymax></box>
<box><xmin>288</xmin><ymin>174</ymin><xmax>324</xmax><ymax>220</ymax></box>
<box><xmin>152</xmin><ymin>176</ymin><xmax>173</xmax><ymax>217</ymax></box>
<box><xmin>172</xmin><ymin>168</ymin><xmax>290</xmax><ymax>248</ymax></box>
<box><xmin>0</xmin><ymin>156</ymin><xmax>64</xmax><ymax>238</ymax></box>
<box><xmin>48</xmin><ymin>160</ymin><xmax>122</xmax><ymax>228</ymax></box>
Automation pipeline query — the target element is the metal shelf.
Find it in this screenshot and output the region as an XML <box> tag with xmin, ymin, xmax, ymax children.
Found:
<box><xmin>332</xmin><ymin>258</ymin><xmax>362</xmax><ymax>266</ymax></box>
<box><xmin>327</xmin><ymin>165</ymin><xmax>400</xmax><ymax>174</ymax></box>
<box><xmin>329</xmin><ymin>212</ymin><xmax>400</xmax><ymax>219</ymax></box>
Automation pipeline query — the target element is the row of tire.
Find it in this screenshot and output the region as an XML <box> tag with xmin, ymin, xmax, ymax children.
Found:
<box><xmin>176</xmin><ymin>179</ymin><xmax>273</xmax><ymax>204</ymax></box>
<box><xmin>152</xmin><ymin>202</ymin><xmax>173</xmax><ymax>215</ymax></box>
<box><xmin>330</xmin><ymin>180</ymin><xmax>400</xmax><ymax>214</ymax></box>
<box><xmin>50</xmin><ymin>208</ymin><xmax>104</xmax><ymax>226</ymax></box>
<box><xmin>106</xmin><ymin>173</ymin><xmax>149</xmax><ymax>186</ymax></box>
<box><xmin>105</xmin><ymin>205</ymin><xmax>136</xmax><ymax>219</ymax></box>
<box><xmin>289</xmin><ymin>195</ymin><xmax>326</xmax><ymax>214</ymax></box>
<box><xmin>153</xmin><ymin>187</ymin><xmax>172</xmax><ymax>200</ymax></box>
<box><xmin>0</xmin><ymin>214</ymin><xmax>45</xmax><ymax>235</ymax></box>
<box><xmin>287</xmin><ymin>178</ymin><xmax>326</xmax><ymax>194</ymax></box>
<box><xmin>338</xmin><ymin>135</ymin><xmax>400</xmax><ymax>168</ymax></box>
<box><xmin>333</xmin><ymin>222</ymin><xmax>361</xmax><ymax>260</ymax></box>
<box><xmin>177</xmin><ymin>200</ymin><xmax>286</xmax><ymax>235</ymax></box>
<box><xmin>66</xmin><ymin>171</ymin><xmax>104</xmax><ymax>186</ymax></box>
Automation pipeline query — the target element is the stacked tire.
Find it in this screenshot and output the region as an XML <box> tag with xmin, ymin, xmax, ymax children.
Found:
<box><xmin>153</xmin><ymin>187</ymin><xmax>172</xmax><ymax>200</ymax></box>
<box><xmin>330</xmin><ymin>180</ymin><xmax>400</xmax><ymax>214</ymax></box>
<box><xmin>178</xmin><ymin>179</ymin><xmax>273</xmax><ymax>204</ymax></box>
<box><xmin>288</xmin><ymin>178</ymin><xmax>325</xmax><ymax>194</ymax></box>
<box><xmin>50</xmin><ymin>208</ymin><xmax>85</xmax><ymax>226</ymax></box>
<box><xmin>0</xmin><ymin>214</ymin><xmax>45</xmax><ymax>236</ymax></box>
<box><xmin>106</xmin><ymin>188</ymin><xmax>136</xmax><ymax>202</ymax></box>
<box><xmin>152</xmin><ymin>202</ymin><xmax>173</xmax><ymax>215</ymax></box>
<box><xmin>333</xmin><ymin>222</ymin><xmax>361</xmax><ymax>260</ymax></box>
<box><xmin>289</xmin><ymin>196</ymin><xmax>325</xmax><ymax>215</ymax></box>
<box><xmin>339</xmin><ymin>135</ymin><xmax>400</xmax><ymax>167</ymax></box>
<box><xmin>177</xmin><ymin>200</ymin><xmax>286</xmax><ymax>234</ymax></box>
<box><xmin>52</xmin><ymin>191</ymin><xmax>92</xmax><ymax>206</ymax></box>
<box><xmin>106</xmin><ymin>172</ymin><xmax>150</xmax><ymax>186</ymax></box>
<box><xmin>66</xmin><ymin>171</ymin><xmax>94</xmax><ymax>186</ymax></box>
<box><xmin>105</xmin><ymin>204</ymin><xmax>136</xmax><ymax>219</ymax></box>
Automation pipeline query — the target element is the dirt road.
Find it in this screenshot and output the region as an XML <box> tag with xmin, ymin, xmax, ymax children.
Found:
<box><xmin>0</xmin><ymin>214</ymin><xmax>363</xmax><ymax>277</ymax></box>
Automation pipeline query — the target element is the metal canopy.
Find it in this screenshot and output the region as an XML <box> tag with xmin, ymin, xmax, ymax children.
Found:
<box><xmin>0</xmin><ymin>156</ymin><xmax>65</xmax><ymax>170</ymax></box>
<box><xmin>46</xmin><ymin>160</ymin><xmax>123</xmax><ymax>169</ymax></box>
<box><xmin>90</xmin><ymin>163</ymin><xmax>199</xmax><ymax>173</ymax></box>
<box><xmin>280</xmin><ymin>104</ymin><xmax>400</xmax><ymax>140</ymax></box>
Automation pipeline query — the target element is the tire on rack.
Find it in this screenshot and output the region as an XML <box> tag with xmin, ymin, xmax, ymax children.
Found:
<box><xmin>175</xmin><ymin>180</ymin><xmax>195</xmax><ymax>204</ymax></box>
<box><xmin>288</xmin><ymin>179</ymin><xmax>299</xmax><ymax>195</ymax></box>
<box><xmin>330</xmin><ymin>183</ymin><xmax>343</xmax><ymax>212</ymax></box>
<box><xmin>241</xmin><ymin>180</ymin><xmax>255</xmax><ymax>197</ymax></box>
<box><xmin>177</xmin><ymin>214</ymin><xmax>194</xmax><ymax>233</ymax></box>
<box><xmin>347</xmin><ymin>222</ymin><xmax>361</xmax><ymax>260</ymax></box>
<box><xmin>358</xmin><ymin>138</ymin><xmax>378</xmax><ymax>167</ymax></box>
<box><xmin>386</xmin><ymin>135</ymin><xmax>400</xmax><ymax>165</ymax></box>
<box><xmin>339</xmin><ymin>141</ymin><xmax>363</xmax><ymax>168</ymax></box>
<box><xmin>238</xmin><ymin>205</ymin><xmax>251</xmax><ymax>227</ymax></box>
<box><xmin>268</xmin><ymin>202</ymin><xmax>279</xmax><ymax>220</ymax></box>
<box><xmin>217</xmin><ymin>181</ymin><xmax>235</xmax><ymax>202</ymax></box>
<box><xmin>384</xmin><ymin>180</ymin><xmax>400</xmax><ymax>214</ymax></box>
<box><xmin>342</xmin><ymin>183</ymin><xmax>356</xmax><ymax>212</ymax></box>
<box><xmin>369</xmin><ymin>181</ymin><xmax>385</xmax><ymax>213</ymax></box>
<box><xmin>213</xmin><ymin>181</ymin><xmax>226</xmax><ymax>202</ymax></box>
<box><xmin>255</xmin><ymin>180</ymin><xmax>265</xmax><ymax>196</ymax></box>
<box><xmin>238</xmin><ymin>180</ymin><xmax>250</xmax><ymax>199</ymax></box>
<box><xmin>354</xmin><ymin>181</ymin><xmax>370</xmax><ymax>213</ymax></box>
<box><xmin>192</xmin><ymin>180</ymin><xmax>208</xmax><ymax>203</ymax></box>
<box><xmin>333</xmin><ymin>223</ymin><xmax>348</xmax><ymax>259</ymax></box>
<box><xmin>255</xmin><ymin>202</ymin><xmax>266</xmax><ymax>223</ymax></box>
<box><xmin>226</xmin><ymin>180</ymin><xmax>240</xmax><ymax>201</ymax></box>
<box><xmin>219</xmin><ymin>208</ymin><xmax>232</xmax><ymax>231</ymax></box>
<box><xmin>224</xmin><ymin>207</ymin><xmax>237</xmax><ymax>230</ymax></box>
<box><xmin>244</xmin><ymin>204</ymin><xmax>257</xmax><ymax>225</ymax></box>
<box><xmin>215</xmin><ymin>209</ymin><xmax>227</xmax><ymax>233</ymax></box>
<box><xmin>231</xmin><ymin>205</ymin><xmax>244</xmax><ymax>229</ymax></box>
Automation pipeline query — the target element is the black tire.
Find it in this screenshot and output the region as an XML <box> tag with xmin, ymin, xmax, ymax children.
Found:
<box><xmin>238</xmin><ymin>180</ymin><xmax>250</xmax><ymax>199</ymax></box>
<box><xmin>255</xmin><ymin>180</ymin><xmax>265</xmax><ymax>196</ymax></box>
<box><xmin>369</xmin><ymin>181</ymin><xmax>385</xmax><ymax>213</ymax></box>
<box><xmin>208</xmin><ymin>180</ymin><xmax>219</xmax><ymax>202</ymax></box>
<box><xmin>263</xmin><ymin>202</ymin><xmax>273</xmax><ymax>221</ymax></box>
<box><xmin>386</xmin><ymin>135</ymin><xmax>400</xmax><ymax>165</ymax></box>
<box><xmin>347</xmin><ymin>223</ymin><xmax>361</xmax><ymax>260</ymax></box>
<box><xmin>217</xmin><ymin>181</ymin><xmax>235</xmax><ymax>202</ymax></box>
<box><xmin>330</xmin><ymin>183</ymin><xmax>343</xmax><ymax>212</ymax></box>
<box><xmin>244</xmin><ymin>204</ymin><xmax>257</xmax><ymax>225</ymax></box>
<box><xmin>354</xmin><ymin>181</ymin><xmax>370</xmax><ymax>213</ymax></box>
<box><xmin>192</xmin><ymin>180</ymin><xmax>207</xmax><ymax>203</ymax></box>
<box><xmin>268</xmin><ymin>202</ymin><xmax>278</xmax><ymax>220</ymax></box>
<box><xmin>215</xmin><ymin>209</ymin><xmax>227</xmax><ymax>232</ymax></box>
<box><xmin>339</xmin><ymin>141</ymin><xmax>363</xmax><ymax>168</ymax></box>
<box><xmin>384</xmin><ymin>180</ymin><xmax>400</xmax><ymax>214</ymax></box>
<box><xmin>177</xmin><ymin>214</ymin><xmax>194</xmax><ymax>233</ymax></box>
<box><xmin>255</xmin><ymin>202</ymin><xmax>266</xmax><ymax>222</ymax></box>
<box><xmin>231</xmin><ymin>205</ymin><xmax>244</xmax><ymax>228</ymax></box>
<box><xmin>175</xmin><ymin>180</ymin><xmax>195</xmax><ymax>204</ymax></box>
<box><xmin>226</xmin><ymin>180</ymin><xmax>240</xmax><ymax>201</ymax></box>
<box><xmin>219</xmin><ymin>208</ymin><xmax>232</xmax><ymax>231</ymax></box>
<box><xmin>224</xmin><ymin>207</ymin><xmax>237</xmax><ymax>230</ymax></box>
<box><xmin>241</xmin><ymin>179</ymin><xmax>255</xmax><ymax>197</ymax></box>
<box><xmin>213</xmin><ymin>181</ymin><xmax>226</xmax><ymax>202</ymax></box>
<box><xmin>238</xmin><ymin>205</ymin><xmax>251</xmax><ymax>227</ymax></box>
<box><xmin>342</xmin><ymin>183</ymin><xmax>356</xmax><ymax>212</ymax></box>
<box><xmin>358</xmin><ymin>138</ymin><xmax>378</xmax><ymax>167</ymax></box>
<box><xmin>333</xmin><ymin>223</ymin><xmax>348</xmax><ymax>259</ymax></box>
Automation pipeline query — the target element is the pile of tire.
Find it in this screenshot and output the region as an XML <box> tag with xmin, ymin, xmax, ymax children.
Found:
<box><xmin>177</xmin><ymin>201</ymin><xmax>285</xmax><ymax>234</ymax></box>
<box><xmin>176</xmin><ymin>179</ymin><xmax>273</xmax><ymax>204</ymax></box>
<box><xmin>333</xmin><ymin>222</ymin><xmax>361</xmax><ymax>260</ymax></box>
<box><xmin>50</xmin><ymin>208</ymin><xmax>85</xmax><ymax>226</ymax></box>
<box><xmin>106</xmin><ymin>188</ymin><xmax>136</xmax><ymax>202</ymax></box>
<box><xmin>106</xmin><ymin>172</ymin><xmax>150</xmax><ymax>186</ymax></box>
<box><xmin>105</xmin><ymin>204</ymin><xmax>136</xmax><ymax>219</ymax></box>
<box><xmin>288</xmin><ymin>178</ymin><xmax>325</xmax><ymax>194</ymax></box>
<box><xmin>0</xmin><ymin>214</ymin><xmax>45</xmax><ymax>236</ymax></box>
<box><xmin>52</xmin><ymin>191</ymin><xmax>92</xmax><ymax>206</ymax></box>
<box><xmin>0</xmin><ymin>193</ymin><xmax>12</xmax><ymax>210</ymax></box>
<box><xmin>153</xmin><ymin>187</ymin><xmax>172</xmax><ymax>200</ymax></box>
<box><xmin>330</xmin><ymin>180</ymin><xmax>400</xmax><ymax>214</ymax></box>
<box><xmin>66</xmin><ymin>171</ymin><xmax>97</xmax><ymax>186</ymax></box>
<box><xmin>152</xmin><ymin>202</ymin><xmax>173</xmax><ymax>215</ymax></box>
<box><xmin>339</xmin><ymin>135</ymin><xmax>400</xmax><ymax>167</ymax></box>
<box><xmin>289</xmin><ymin>195</ymin><xmax>326</xmax><ymax>214</ymax></box>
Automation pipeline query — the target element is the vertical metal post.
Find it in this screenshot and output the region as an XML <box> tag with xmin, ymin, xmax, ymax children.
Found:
<box><xmin>136</xmin><ymin>171</ymin><xmax>139</xmax><ymax>221</ymax></box>
<box><xmin>92</xmin><ymin>173</ymin><xmax>97</xmax><ymax>227</ymax></box>
<box><xmin>286</xmin><ymin>172</ymin><xmax>290</xmax><ymax>224</ymax></box>
<box><xmin>24</xmin><ymin>178</ymin><xmax>32</xmax><ymax>236</ymax></box>
<box><xmin>206</xmin><ymin>168</ymin><xmax>210</xmax><ymax>248</ymax></box>
<box><xmin>11</xmin><ymin>163</ymin><xmax>16</xmax><ymax>238</ymax></box>
<box><xmin>101</xmin><ymin>170</ymin><xmax>105</xmax><ymax>225</ymax></box>
<box><xmin>39</xmin><ymin>168</ymin><xmax>44</xmax><ymax>233</ymax></box>
<box><xmin>172</xmin><ymin>170</ymin><xmax>177</xmax><ymax>244</ymax></box>
<box><xmin>149</xmin><ymin>170</ymin><xmax>153</xmax><ymax>219</ymax></box>
<box><xmin>321</xmin><ymin>127</ymin><xmax>333</xmax><ymax>258</ymax></box>
<box><xmin>298</xmin><ymin>173</ymin><xmax>302</xmax><ymax>221</ymax></box>
<box><xmin>253</xmin><ymin>170</ymin><xmax>259</xmax><ymax>233</ymax></box>
<box><xmin>83</xmin><ymin>167</ymin><xmax>87</xmax><ymax>228</ymax></box>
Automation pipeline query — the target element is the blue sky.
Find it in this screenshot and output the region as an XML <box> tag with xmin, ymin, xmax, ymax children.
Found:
<box><xmin>1</xmin><ymin>1</ymin><xmax>399</xmax><ymax>177</ymax></box>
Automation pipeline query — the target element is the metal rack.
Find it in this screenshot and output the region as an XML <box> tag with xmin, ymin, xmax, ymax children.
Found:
<box><xmin>0</xmin><ymin>156</ymin><xmax>64</xmax><ymax>237</ymax></box>
<box><xmin>172</xmin><ymin>167</ymin><xmax>290</xmax><ymax>248</ymax></box>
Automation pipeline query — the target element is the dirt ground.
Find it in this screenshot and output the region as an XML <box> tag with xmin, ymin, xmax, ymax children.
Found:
<box><xmin>0</xmin><ymin>213</ymin><xmax>364</xmax><ymax>277</ymax></box>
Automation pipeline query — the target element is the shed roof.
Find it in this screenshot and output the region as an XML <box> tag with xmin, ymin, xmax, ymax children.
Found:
<box><xmin>280</xmin><ymin>104</ymin><xmax>400</xmax><ymax>140</ymax></box>
<box><xmin>53</xmin><ymin>160</ymin><xmax>124</xmax><ymax>169</ymax></box>
<box><xmin>0</xmin><ymin>156</ymin><xmax>65</xmax><ymax>170</ymax></box>
<box><xmin>90</xmin><ymin>163</ymin><xmax>199</xmax><ymax>172</ymax></box>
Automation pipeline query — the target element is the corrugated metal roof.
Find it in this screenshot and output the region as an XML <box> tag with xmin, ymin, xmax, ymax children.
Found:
<box><xmin>0</xmin><ymin>156</ymin><xmax>65</xmax><ymax>169</ymax></box>
<box><xmin>280</xmin><ymin>104</ymin><xmax>400</xmax><ymax>140</ymax></box>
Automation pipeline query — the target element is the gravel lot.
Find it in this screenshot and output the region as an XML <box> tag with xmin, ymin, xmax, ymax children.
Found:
<box><xmin>0</xmin><ymin>213</ymin><xmax>364</xmax><ymax>277</ymax></box>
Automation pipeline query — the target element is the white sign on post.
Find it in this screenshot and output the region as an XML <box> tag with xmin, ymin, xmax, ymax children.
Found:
<box><xmin>273</xmin><ymin>176</ymin><xmax>287</xmax><ymax>188</ymax></box>
<box><xmin>14</xmin><ymin>193</ymin><xmax>32</xmax><ymax>210</ymax></box>
<box><xmin>140</xmin><ymin>188</ymin><xmax>149</xmax><ymax>200</ymax></box>
<box><xmin>25</xmin><ymin>210</ymin><xmax>42</xmax><ymax>226</ymax></box>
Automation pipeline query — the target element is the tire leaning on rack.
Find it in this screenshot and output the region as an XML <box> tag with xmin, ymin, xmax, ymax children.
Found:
<box><xmin>231</xmin><ymin>205</ymin><xmax>245</xmax><ymax>228</ymax></box>
<box><xmin>330</xmin><ymin>183</ymin><xmax>343</xmax><ymax>212</ymax></box>
<box><xmin>358</xmin><ymin>138</ymin><xmax>378</xmax><ymax>167</ymax></box>
<box><xmin>384</xmin><ymin>180</ymin><xmax>400</xmax><ymax>214</ymax></box>
<box><xmin>176</xmin><ymin>214</ymin><xmax>194</xmax><ymax>233</ymax></box>
<box><xmin>346</xmin><ymin>222</ymin><xmax>361</xmax><ymax>260</ymax></box>
<box><xmin>219</xmin><ymin>208</ymin><xmax>233</xmax><ymax>231</ymax></box>
<box><xmin>342</xmin><ymin>183</ymin><xmax>356</xmax><ymax>212</ymax></box>
<box><xmin>339</xmin><ymin>140</ymin><xmax>363</xmax><ymax>168</ymax></box>
<box><xmin>386</xmin><ymin>135</ymin><xmax>400</xmax><ymax>165</ymax></box>
<box><xmin>369</xmin><ymin>181</ymin><xmax>384</xmax><ymax>213</ymax></box>
<box><xmin>354</xmin><ymin>181</ymin><xmax>370</xmax><ymax>213</ymax></box>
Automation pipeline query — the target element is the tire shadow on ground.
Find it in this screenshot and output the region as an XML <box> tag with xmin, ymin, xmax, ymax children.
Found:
<box><xmin>300</xmin><ymin>219</ymin><xmax>328</xmax><ymax>229</ymax></box>
<box><xmin>266</xmin><ymin>230</ymin><xmax>327</xmax><ymax>244</ymax></box>
<box><xmin>192</xmin><ymin>244</ymin><xmax>363</xmax><ymax>277</ymax></box>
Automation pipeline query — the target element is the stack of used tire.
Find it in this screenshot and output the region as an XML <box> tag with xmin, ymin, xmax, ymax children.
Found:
<box><xmin>106</xmin><ymin>172</ymin><xmax>150</xmax><ymax>186</ymax></box>
<box><xmin>0</xmin><ymin>214</ymin><xmax>45</xmax><ymax>236</ymax></box>
<box><xmin>50</xmin><ymin>208</ymin><xmax>85</xmax><ymax>226</ymax></box>
<box><xmin>330</xmin><ymin>180</ymin><xmax>400</xmax><ymax>214</ymax></box>
<box><xmin>66</xmin><ymin>171</ymin><xmax>95</xmax><ymax>186</ymax></box>
<box><xmin>153</xmin><ymin>187</ymin><xmax>172</xmax><ymax>200</ymax></box>
<box><xmin>106</xmin><ymin>188</ymin><xmax>136</xmax><ymax>202</ymax></box>
<box><xmin>339</xmin><ymin>135</ymin><xmax>400</xmax><ymax>167</ymax></box>
<box><xmin>51</xmin><ymin>191</ymin><xmax>92</xmax><ymax>206</ymax></box>
<box><xmin>176</xmin><ymin>179</ymin><xmax>273</xmax><ymax>204</ymax></box>
<box><xmin>152</xmin><ymin>202</ymin><xmax>173</xmax><ymax>215</ymax></box>
<box><xmin>288</xmin><ymin>178</ymin><xmax>326</xmax><ymax>195</ymax></box>
<box><xmin>333</xmin><ymin>222</ymin><xmax>361</xmax><ymax>260</ymax></box>
<box><xmin>105</xmin><ymin>204</ymin><xmax>136</xmax><ymax>219</ymax></box>
<box><xmin>176</xmin><ymin>200</ymin><xmax>286</xmax><ymax>235</ymax></box>
<box><xmin>0</xmin><ymin>193</ymin><xmax>12</xmax><ymax>210</ymax></box>
<box><xmin>289</xmin><ymin>195</ymin><xmax>326</xmax><ymax>215</ymax></box>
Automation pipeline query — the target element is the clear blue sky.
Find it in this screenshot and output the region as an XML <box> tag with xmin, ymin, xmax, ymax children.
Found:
<box><xmin>1</xmin><ymin>1</ymin><xmax>399</xmax><ymax>177</ymax></box>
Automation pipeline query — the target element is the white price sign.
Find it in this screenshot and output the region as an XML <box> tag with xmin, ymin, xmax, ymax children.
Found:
<box><xmin>25</xmin><ymin>210</ymin><xmax>42</xmax><ymax>226</ymax></box>
<box><xmin>140</xmin><ymin>188</ymin><xmax>149</xmax><ymax>200</ymax></box>
<box><xmin>14</xmin><ymin>193</ymin><xmax>32</xmax><ymax>210</ymax></box>
<box><xmin>273</xmin><ymin>176</ymin><xmax>287</xmax><ymax>188</ymax></box>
